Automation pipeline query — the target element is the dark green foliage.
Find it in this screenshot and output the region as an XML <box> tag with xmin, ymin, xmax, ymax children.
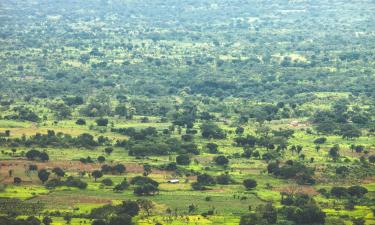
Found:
<box><xmin>214</xmin><ymin>155</ymin><xmax>229</xmax><ymax>166</ymax></box>
<box><xmin>38</xmin><ymin>169</ymin><xmax>50</xmax><ymax>183</ymax></box>
<box><xmin>243</xmin><ymin>178</ymin><xmax>257</xmax><ymax>189</ymax></box>
<box><xmin>96</xmin><ymin>118</ymin><xmax>109</xmax><ymax>126</ymax></box>
<box><xmin>97</xmin><ymin>156</ymin><xmax>106</xmax><ymax>163</ymax></box>
<box><xmin>280</xmin><ymin>194</ymin><xmax>326</xmax><ymax>225</ymax></box>
<box><xmin>113</xmin><ymin>179</ymin><xmax>129</xmax><ymax>192</ymax></box>
<box><xmin>108</xmin><ymin>214</ymin><xmax>132</xmax><ymax>225</ymax></box>
<box><xmin>347</xmin><ymin>186</ymin><xmax>368</xmax><ymax>198</ymax></box>
<box><xmin>118</xmin><ymin>200</ymin><xmax>140</xmax><ymax>217</ymax></box>
<box><xmin>76</xmin><ymin>118</ymin><xmax>86</xmax><ymax>125</ymax></box>
<box><xmin>52</xmin><ymin>167</ymin><xmax>65</xmax><ymax>177</ymax></box>
<box><xmin>26</xmin><ymin>149</ymin><xmax>49</xmax><ymax>161</ymax></box>
<box><xmin>45</xmin><ymin>177</ymin><xmax>87</xmax><ymax>189</ymax></box>
<box><xmin>176</xmin><ymin>154</ymin><xmax>191</xmax><ymax>165</ymax></box>
<box><xmin>331</xmin><ymin>187</ymin><xmax>348</xmax><ymax>198</ymax></box>
<box><xmin>197</xmin><ymin>173</ymin><xmax>216</xmax><ymax>186</ymax></box>
<box><xmin>13</xmin><ymin>177</ymin><xmax>22</xmax><ymax>185</ymax></box>
<box><xmin>130</xmin><ymin>176</ymin><xmax>159</xmax><ymax>187</ymax></box>
<box><xmin>92</xmin><ymin>170</ymin><xmax>103</xmax><ymax>182</ymax></box>
<box><xmin>329</xmin><ymin>145</ymin><xmax>340</xmax><ymax>160</ymax></box>
<box><xmin>92</xmin><ymin>219</ymin><xmax>107</xmax><ymax>225</ymax></box>
<box><xmin>216</xmin><ymin>174</ymin><xmax>234</xmax><ymax>185</ymax></box>
<box><xmin>240</xmin><ymin>203</ymin><xmax>277</xmax><ymax>225</ymax></box>
<box><xmin>133</xmin><ymin>183</ymin><xmax>159</xmax><ymax>196</ymax></box>
<box><xmin>101</xmin><ymin>178</ymin><xmax>114</xmax><ymax>186</ymax></box>
<box><xmin>206</xmin><ymin>143</ymin><xmax>219</xmax><ymax>154</ymax></box>
<box><xmin>200</xmin><ymin>122</ymin><xmax>226</xmax><ymax>139</ymax></box>
<box><xmin>335</xmin><ymin>166</ymin><xmax>349</xmax><ymax>175</ymax></box>
<box><xmin>313</xmin><ymin>137</ymin><xmax>327</xmax><ymax>145</ymax></box>
<box><xmin>268</xmin><ymin>161</ymin><xmax>315</xmax><ymax>185</ymax></box>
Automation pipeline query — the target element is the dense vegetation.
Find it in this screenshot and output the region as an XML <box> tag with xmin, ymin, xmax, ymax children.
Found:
<box><xmin>0</xmin><ymin>0</ymin><xmax>374</xmax><ymax>225</ymax></box>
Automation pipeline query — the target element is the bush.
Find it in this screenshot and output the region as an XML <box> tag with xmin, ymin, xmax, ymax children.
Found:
<box><xmin>102</xmin><ymin>178</ymin><xmax>114</xmax><ymax>186</ymax></box>
<box><xmin>176</xmin><ymin>154</ymin><xmax>191</xmax><ymax>165</ymax></box>
<box><xmin>347</xmin><ymin>186</ymin><xmax>368</xmax><ymax>198</ymax></box>
<box><xmin>96</xmin><ymin>118</ymin><xmax>109</xmax><ymax>126</ymax></box>
<box><xmin>216</xmin><ymin>174</ymin><xmax>233</xmax><ymax>185</ymax></box>
<box><xmin>331</xmin><ymin>187</ymin><xmax>348</xmax><ymax>198</ymax></box>
<box><xmin>114</xmin><ymin>179</ymin><xmax>129</xmax><ymax>192</ymax></box>
<box><xmin>197</xmin><ymin>173</ymin><xmax>216</xmax><ymax>186</ymax></box>
<box><xmin>214</xmin><ymin>155</ymin><xmax>229</xmax><ymax>166</ymax></box>
<box><xmin>130</xmin><ymin>176</ymin><xmax>159</xmax><ymax>187</ymax></box>
<box><xmin>13</xmin><ymin>177</ymin><xmax>22</xmax><ymax>185</ymax></box>
<box><xmin>243</xmin><ymin>178</ymin><xmax>257</xmax><ymax>189</ymax></box>
<box><xmin>76</xmin><ymin>118</ymin><xmax>86</xmax><ymax>125</ymax></box>
<box><xmin>134</xmin><ymin>183</ymin><xmax>159</xmax><ymax>196</ymax></box>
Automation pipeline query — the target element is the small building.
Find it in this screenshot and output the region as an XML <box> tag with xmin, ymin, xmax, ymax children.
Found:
<box><xmin>167</xmin><ymin>179</ymin><xmax>180</xmax><ymax>184</ymax></box>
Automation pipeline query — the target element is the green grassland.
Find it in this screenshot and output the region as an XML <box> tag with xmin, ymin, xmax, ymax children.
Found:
<box><xmin>1</xmin><ymin>116</ymin><xmax>374</xmax><ymax>224</ymax></box>
<box><xmin>0</xmin><ymin>0</ymin><xmax>375</xmax><ymax>224</ymax></box>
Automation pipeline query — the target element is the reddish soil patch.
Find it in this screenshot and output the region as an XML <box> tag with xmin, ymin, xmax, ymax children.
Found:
<box><xmin>0</xmin><ymin>159</ymin><xmax>171</xmax><ymax>184</ymax></box>
<box><xmin>32</xmin><ymin>194</ymin><xmax>112</xmax><ymax>207</ymax></box>
<box><xmin>274</xmin><ymin>185</ymin><xmax>318</xmax><ymax>196</ymax></box>
<box><xmin>361</xmin><ymin>176</ymin><xmax>375</xmax><ymax>184</ymax></box>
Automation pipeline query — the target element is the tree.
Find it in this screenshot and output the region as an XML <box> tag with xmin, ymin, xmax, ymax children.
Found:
<box><xmin>114</xmin><ymin>179</ymin><xmax>129</xmax><ymax>192</ymax></box>
<box><xmin>137</xmin><ymin>199</ymin><xmax>154</xmax><ymax>216</ymax></box>
<box><xmin>259</xmin><ymin>203</ymin><xmax>277</xmax><ymax>224</ymax></box>
<box><xmin>92</xmin><ymin>219</ymin><xmax>107</xmax><ymax>225</ymax></box>
<box><xmin>200</xmin><ymin>122</ymin><xmax>226</xmax><ymax>139</ymax></box>
<box><xmin>102</xmin><ymin>178</ymin><xmax>113</xmax><ymax>186</ymax></box>
<box><xmin>96</xmin><ymin>118</ymin><xmax>109</xmax><ymax>126</ymax></box>
<box><xmin>115</xmin><ymin>105</ymin><xmax>128</xmax><ymax>117</ymax></box>
<box><xmin>331</xmin><ymin>187</ymin><xmax>348</xmax><ymax>198</ymax></box>
<box><xmin>243</xmin><ymin>178</ymin><xmax>257</xmax><ymax>190</ymax></box>
<box><xmin>43</xmin><ymin>217</ymin><xmax>53</xmax><ymax>225</ymax></box>
<box><xmin>39</xmin><ymin>152</ymin><xmax>49</xmax><ymax>162</ymax></box>
<box><xmin>13</xmin><ymin>177</ymin><xmax>22</xmax><ymax>185</ymax></box>
<box><xmin>63</xmin><ymin>214</ymin><xmax>72</xmax><ymax>224</ymax></box>
<box><xmin>97</xmin><ymin>156</ymin><xmax>106</xmax><ymax>163</ymax></box>
<box><xmin>347</xmin><ymin>186</ymin><xmax>368</xmax><ymax>198</ymax></box>
<box><xmin>206</xmin><ymin>143</ymin><xmax>219</xmax><ymax>154</ymax></box>
<box><xmin>340</xmin><ymin>124</ymin><xmax>361</xmax><ymax>139</ymax></box>
<box><xmin>130</xmin><ymin>176</ymin><xmax>159</xmax><ymax>187</ymax></box>
<box><xmin>176</xmin><ymin>154</ymin><xmax>191</xmax><ymax>165</ymax></box>
<box><xmin>143</xmin><ymin>164</ymin><xmax>152</xmax><ymax>176</ymax></box>
<box><xmin>329</xmin><ymin>145</ymin><xmax>340</xmax><ymax>161</ymax></box>
<box><xmin>38</xmin><ymin>169</ymin><xmax>50</xmax><ymax>183</ymax></box>
<box><xmin>355</xmin><ymin>145</ymin><xmax>364</xmax><ymax>153</ymax></box>
<box><xmin>118</xmin><ymin>200</ymin><xmax>140</xmax><ymax>216</ymax></box>
<box><xmin>134</xmin><ymin>183</ymin><xmax>159</xmax><ymax>196</ymax></box>
<box><xmin>267</xmin><ymin>162</ymin><xmax>279</xmax><ymax>174</ymax></box>
<box><xmin>92</xmin><ymin>170</ymin><xmax>103</xmax><ymax>182</ymax></box>
<box><xmin>108</xmin><ymin>214</ymin><xmax>132</xmax><ymax>225</ymax></box>
<box><xmin>216</xmin><ymin>173</ymin><xmax>233</xmax><ymax>185</ymax></box>
<box><xmin>352</xmin><ymin>218</ymin><xmax>365</xmax><ymax>225</ymax></box>
<box><xmin>235</xmin><ymin>127</ymin><xmax>244</xmax><ymax>135</ymax></box>
<box><xmin>52</xmin><ymin>167</ymin><xmax>65</xmax><ymax>178</ymax></box>
<box><xmin>284</xmin><ymin>204</ymin><xmax>326</xmax><ymax>224</ymax></box>
<box><xmin>113</xmin><ymin>164</ymin><xmax>126</xmax><ymax>174</ymax></box>
<box><xmin>335</xmin><ymin>166</ymin><xmax>349</xmax><ymax>175</ymax></box>
<box><xmin>104</xmin><ymin>147</ymin><xmax>113</xmax><ymax>155</ymax></box>
<box><xmin>214</xmin><ymin>155</ymin><xmax>229</xmax><ymax>166</ymax></box>
<box><xmin>239</xmin><ymin>213</ymin><xmax>261</xmax><ymax>225</ymax></box>
<box><xmin>314</xmin><ymin>137</ymin><xmax>327</xmax><ymax>144</ymax></box>
<box><xmin>76</xmin><ymin>118</ymin><xmax>86</xmax><ymax>125</ymax></box>
<box><xmin>197</xmin><ymin>173</ymin><xmax>216</xmax><ymax>186</ymax></box>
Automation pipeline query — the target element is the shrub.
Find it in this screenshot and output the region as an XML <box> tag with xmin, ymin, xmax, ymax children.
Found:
<box><xmin>102</xmin><ymin>178</ymin><xmax>114</xmax><ymax>186</ymax></box>
<box><xmin>243</xmin><ymin>179</ymin><xmax>257</xmax><ymax>189</ymax></box>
